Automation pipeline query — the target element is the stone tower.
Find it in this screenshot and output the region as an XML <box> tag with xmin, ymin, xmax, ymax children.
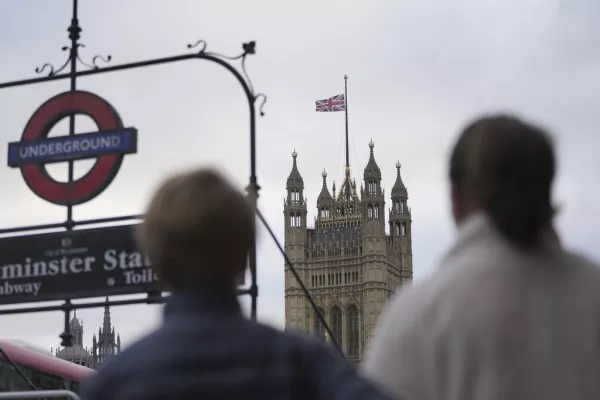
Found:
<box><xmin>283</xmin><ymin>150</ymin><xmax>310</xmax><ymax>331</ymax></box>
<box><xmin>388</xmin><ymin>161</ymin><xmax>413</xmax><ymax>285</ymax></box>
<box><xmin>55</xmin><ymin>311</ymin><xmax>94</xmax><ymax>367</ymax></box>
<box><xmin>92</xmin><ymin>297</ymin><xmax>122</xmax><ymax>367</ymax></box>
<box><xmin>283</xmin><ymin>142</ymin><xmax>413</xmax><ymax>362</ymax></box>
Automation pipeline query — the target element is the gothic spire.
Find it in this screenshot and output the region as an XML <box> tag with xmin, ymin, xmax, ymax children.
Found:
<box><xmin>69</xmin><ymin>313</ymin><xmax>82</xmax><ymax>329</ymax></box>
<box><xmin>102</xmin><ymin>297</ymin><xmax>111</xmax><ymax>335</ymax></box>
<box><xmin>391</xmin><ymin>160</ymin><xmax>408</xmax><ymax>198</ymax></box>
<box><xmin>286</xmin><ymin>149</ymin><xmax>304</xmax><ymax>189</ymax></box>
<box><xmin>317</xmin><ymin>169</ymin><xmax>332</xmax><ymax>206</ymax></box>
<box><xmin>363</xmin><ymin>139</ymin><xmax>381</xmax><ymax>181</ymax></box>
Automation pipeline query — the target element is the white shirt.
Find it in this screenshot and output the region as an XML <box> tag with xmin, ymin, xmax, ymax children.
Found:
<box><xmin>362</xmin><ymin>213</ymin><xmax>600</xmax><ymax>400</ymax></box>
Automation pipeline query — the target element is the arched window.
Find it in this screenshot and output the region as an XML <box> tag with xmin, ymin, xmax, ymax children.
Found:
<box><xmin>290</xmin><ymin>215</ymin><xmax>295</xmax><ymax>227</ymax></box>
<box><xmin>368</xmin><ymin>204</ymin><xmax>373</xmax><ymax>218</ymax></box>
<box><xmin>395</xmin><ymin>199</ymin><xmax>400</xmax><ymax>212</ymax></box>
<box><xmin>349</xmin><ymin>205</ymin><xmax>353</xmax><ymax>214</ymax></box>
<box><xmin>330</xmin><ymin>307</ymin><xmax>342</xmax><ymax>345</ymax></box>
<box><xmin>315</xmin><ymin>308</ymin><xmax>326</xmax><ymax>339</ymax></box>
<box><xmin>374</xmin><ymin>204</ymin><xmax>379</xmax><ymax>219</ymax></box>
<box><xmin>290</xmin><ymin>188</ymin><xmax>300</xmax><ymax>202</ymax></box>
<box><xmin>347</xmin><ymin>305</ymin><xmax>359</xmax><ymax>357</ymax></box>
<box><xmin>401</xmin><ymin>222</ymin><xmax>407</xmax><ymax>236</ymax></box>
<box><xmin>367</xmin><ymin>180</ymin><xmax>377</xmax><ymax>194</ymax></box>
<box><xmin>395</xmin><ymin>222</ymin><xmax>400</xmax><ymax>236</ymax></box>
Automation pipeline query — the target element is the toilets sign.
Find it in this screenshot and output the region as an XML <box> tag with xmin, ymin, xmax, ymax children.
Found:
<box><xmin>6</xmin><ymin>90</ymin><xmax>137</xmax><ymax>205</ymax></box>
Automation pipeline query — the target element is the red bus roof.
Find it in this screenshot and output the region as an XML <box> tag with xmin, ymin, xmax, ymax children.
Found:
<box><xmin>0</xmin><ymin>340</ymin><xmax>94</xmax><ymax>382</ymax></box>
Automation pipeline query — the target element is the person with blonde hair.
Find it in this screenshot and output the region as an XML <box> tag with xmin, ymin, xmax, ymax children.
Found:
<box><xmin>81</xmin><ymin>168</ymin><xmax>396</xmax><ymax>400</ymax></box>
<box><xmin>363</xmin><ymin>114</ymin><xmax>600</xmax><ymax>400</ymax></box>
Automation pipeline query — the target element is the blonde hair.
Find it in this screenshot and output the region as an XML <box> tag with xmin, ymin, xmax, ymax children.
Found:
<box><xmin>136</xmin><ymin>168</ymin><xmax>255</xmax><ymax>290</ymax></box>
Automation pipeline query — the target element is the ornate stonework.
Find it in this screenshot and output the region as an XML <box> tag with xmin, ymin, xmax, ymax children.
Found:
<box><xmin>284</xmin><ymin>142</ymin><xmax>413</xmax><ymax>362</ymax></box>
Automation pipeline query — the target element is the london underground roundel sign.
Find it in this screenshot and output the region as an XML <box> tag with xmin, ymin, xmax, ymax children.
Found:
<box><xmin>7</xmin><ymin>91</ymin><xmax>138</xmax><ymax>206</ymax></box>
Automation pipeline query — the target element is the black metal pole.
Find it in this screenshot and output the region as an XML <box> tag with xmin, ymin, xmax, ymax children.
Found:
<box><xmin>344</xmin><ymin>74</ymin><xmax>349</xmax><ymax>169</ymax></box>
<box><xmin>247</xmin><ymin>90</ymin><xmax>259</xmax><ymax>321</ymax></box>
<box><xmin>61</xmin><ymin>0</ymin><xmax>82</xmax><ymax>347</ymax></box>
<box><xmin>65</xmin><ymin>0</ymin><xmax>80</xmax><ymax>229</ymax></box>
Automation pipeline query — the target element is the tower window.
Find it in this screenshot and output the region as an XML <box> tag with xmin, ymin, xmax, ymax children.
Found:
<box><xmin>290</xmin><ymin>213</ymin><xmax>301</xmax><ymax>227</ymax></box>
<box><xmin>395</xmin><ymin>222</ymin><xmax>400</xmax><ymax>236</ymax></box>
<box><xmin>374</xmin><ymin>204</ymin><xmax>380</xmax><ymax>219</ymax></box>
<box><xmin>330</xmin><ymin>307</ymin><xmax>342</xmax><ymax>345</ymax></box>
<box><xmin>291</xmin><ymin>188</ymin><xmax>300</xmax><ymax>202</ymax></box>
<box><xmin>367</xmin><ymin>180</ymin><xmax>377</xmax><ymax>194</ymax></box>
<box><xmin>368</xmin><ymin>204</ymin><xmax>373</xmax><ymax>218</ymax></box>
<box><xmin>315</xmin><ymin>307</ymin><xmax>326</xmax><ymax>339</ymax></box>
<box><xmin>401</xmin><ymin>222</ymin><xmax>407</xmax><ymax>236</ymax></box>
<box><xmin>347</xmin><ymin>305</ymin><xmax>359</xmax><ymax>357</ymax></box>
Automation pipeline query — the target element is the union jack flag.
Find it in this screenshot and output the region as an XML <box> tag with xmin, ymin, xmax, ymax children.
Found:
<box><xmin>315</xmin><ymin>94</ymin><xmax>346</xmax><ymax>112</ymax></box>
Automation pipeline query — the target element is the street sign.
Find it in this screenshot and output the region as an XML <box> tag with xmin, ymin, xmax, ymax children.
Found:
<box><xmin>0</xmin><ymin>224</ymin><xmax>161</xmax><ymax>305</ymax></box>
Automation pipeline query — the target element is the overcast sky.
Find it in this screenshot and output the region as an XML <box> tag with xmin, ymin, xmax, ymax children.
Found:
<box><xmin>0</xmin><ymin>0</ymin><xmax>598</xmax><ymax>353</ymax></box>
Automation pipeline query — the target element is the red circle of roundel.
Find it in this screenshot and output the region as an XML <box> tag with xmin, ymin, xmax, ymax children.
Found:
<box><xmin>20</xmin><ymin>91</ymin><xmax>124</xmax><ymax>206</ymax></box>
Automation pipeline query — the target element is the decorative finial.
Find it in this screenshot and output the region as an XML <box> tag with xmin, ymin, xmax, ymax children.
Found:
<box><xmin>396</xmin><ymin>160</ymin><xmax>401</xmax><ymax>170</ymax></box>
<box><xmin>322</xmin><ymin>169</ymin><xmax>327</xmax><ymax>178</ymax></box>
<box><xmin>344</xmin><ymin>74</ymin><xmax>348</xmax><ymax>80</ymax></box>
<box><xmin>292</xmin><ymin>149</ymin><xmax>297</xmax><ymax>159</ymax></box>
<box><xmin>369</xmin><ymin>139</ymin><xmax>374</xmax><ymax>148</ymax></box>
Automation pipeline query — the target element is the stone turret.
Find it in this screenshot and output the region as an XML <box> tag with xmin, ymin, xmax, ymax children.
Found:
<box><xmin>284</xmin><ymin>150</ymin><xmax>309</xmax><ymax>333</ymax></box>
<box><xmin>389</xmin><ymin>160</ymin><xmax>413</xmax><ymax>284</ymax></box>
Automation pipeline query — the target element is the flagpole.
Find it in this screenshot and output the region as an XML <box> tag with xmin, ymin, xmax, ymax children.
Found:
<box><xmin>344</xmin><ymin>74</ymin><xmax>349</xmax><ymax>170</ymax></box>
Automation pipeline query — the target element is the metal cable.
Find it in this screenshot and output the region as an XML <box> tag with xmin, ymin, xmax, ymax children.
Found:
<box><xmin>255</xmin><ymin>209</ymin><xmax>344</xmax><ymax>357</ymax></box>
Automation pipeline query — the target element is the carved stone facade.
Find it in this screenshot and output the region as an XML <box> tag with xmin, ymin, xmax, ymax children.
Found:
<box><xmin>284</xmin><ymin>141</ymin><xmax>413</xmax><ymax>362</ymax></box>
<box><xmin>55</xmin><ymin>297</ymin><xmax>121</xmax><ymax>369</ymax></box>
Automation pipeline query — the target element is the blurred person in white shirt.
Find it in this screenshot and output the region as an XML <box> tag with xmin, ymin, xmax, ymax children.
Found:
<box><xmin>363</xmin><ymin>114</ymin><xmax>600</xmax><ymax>400</ymax></box>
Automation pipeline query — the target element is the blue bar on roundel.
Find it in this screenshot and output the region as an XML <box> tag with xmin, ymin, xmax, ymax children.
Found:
<box><xmin>6</xmin><ymin>128</ymin><xmax>138</xmax><ymax>168</ymax></box>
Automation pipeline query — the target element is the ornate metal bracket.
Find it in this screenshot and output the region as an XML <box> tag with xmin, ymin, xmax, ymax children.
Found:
<box><xmin>35</xmin><ymin>44</ymin><xmax>113</xmax><ymax>76</ymax></box>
